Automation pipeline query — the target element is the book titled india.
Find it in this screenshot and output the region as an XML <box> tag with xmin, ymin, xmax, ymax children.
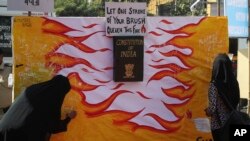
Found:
<box><xmin>113</xmin><ymin>36</ymin><xmax>144</xmax><ymax>82</ymax></box>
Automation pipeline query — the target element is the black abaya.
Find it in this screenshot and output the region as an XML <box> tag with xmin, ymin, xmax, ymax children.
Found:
<box><xmin>0</xmin><ymin>75</ymin><xmax>71</xmax><ymax>141</ymax></box>
<box><xmin>209</xmin><ymin>54</ymin><xmax>240</xmax><ymax>141</ymax></box>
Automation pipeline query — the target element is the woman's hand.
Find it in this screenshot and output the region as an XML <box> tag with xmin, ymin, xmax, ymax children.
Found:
<box><xmin>67</xmin><ymin>110</ymin><xmax>77</xmax><ymax>119</ymax></box>
<box><xmin>204</xmin><ymin>108</ymin><xmax>211</xmax><ymax>117</ymax></box>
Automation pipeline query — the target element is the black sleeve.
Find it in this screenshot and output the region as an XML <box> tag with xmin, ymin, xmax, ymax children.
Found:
<box><xmin>49</xmin><ymin>117</ymin><xmax>71</xmax><ymax>134</ymax></box>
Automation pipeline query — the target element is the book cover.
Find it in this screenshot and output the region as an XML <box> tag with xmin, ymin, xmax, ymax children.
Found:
<box><xmin>113</xmin><ymin>36</ymin><xmax>144</xmax><ymax>82</ymax></box>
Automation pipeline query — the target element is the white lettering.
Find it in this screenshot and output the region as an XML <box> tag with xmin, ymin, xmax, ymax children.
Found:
<box><xmin>234</xmin><ymin>129</ymin><xmax>241</xmax><ymax>136</ymax></box>
<box><xmin>228</xmin><ymin>0</ymin><xmax>248</xmax><ymax>8</ymax></box>
<box><xmin>235</xmin><ymin>12</ymin><xmax>248</xmax><ymax>22</ymax></box>
<box><xmin>241</xmin><ymin>129</ymin><xmax>247</xmax><ymax>135</ymax></box>
<box><xmin>229</xmin><ymin>26</ymin><xmax>248</xmax><ymax>36</ymax></box>
<box><xmin>0</xmin><ymin>26</ymin><xmax>11</xmax><ymax>32</ymax></box>
<box><xmin>234</xmin><ymin>129</ymin><xmax>247</xmax><ymax>136</ymax></box>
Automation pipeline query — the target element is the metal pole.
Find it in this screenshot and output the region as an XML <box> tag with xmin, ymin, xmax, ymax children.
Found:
<box><xmin>156</xmin><ymin>0</ymin><xmax>159</xmax><ymax>16</ymax></box>
<box><xmin>28</xmin><ymin>11</ymin><xmax>31</xmax><ymax>16</ymax></box>
<box><xmin>217</xmin><ymin>0</ymin><xmax>221</xmax><ymax>16</ymax></box>
<box><xmin>174</xmin><ymin>0</ymin><xmax>177</xmax><ymax>11</ymax></box>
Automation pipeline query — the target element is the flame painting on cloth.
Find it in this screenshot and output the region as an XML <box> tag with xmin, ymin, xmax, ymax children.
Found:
<box><xmin>12</xmin><ymin>16</ymin><xmax>228</xmax><ymax>141</ymax></box>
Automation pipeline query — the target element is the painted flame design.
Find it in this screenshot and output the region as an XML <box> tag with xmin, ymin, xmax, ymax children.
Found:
<box><xmin>43</xmin><ymin>17</ymin><xmax>205</xmax><ymax>133</ymax></box>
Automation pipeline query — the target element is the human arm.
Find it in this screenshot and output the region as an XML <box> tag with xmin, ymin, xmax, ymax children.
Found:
<box><xmin>204</xmin><ymin>83</ymin><xmax>217</xmax><ymax>117</ymax></box>
<box><xmin>49</xmin><ymin>110</ymin><xmax>77</xmax><ymax>133</ymax></box>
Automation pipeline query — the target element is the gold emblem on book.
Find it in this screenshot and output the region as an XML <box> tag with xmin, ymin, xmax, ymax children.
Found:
<box><xmin>124</xmin><ymin>64</ymin><xmax>135</xmax><ymax>78</ymax></box>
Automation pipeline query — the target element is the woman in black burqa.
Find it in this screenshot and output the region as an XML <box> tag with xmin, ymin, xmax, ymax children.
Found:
<box><xmin>205</xmin><ymin>53</ymin><xmax>240</xmax><ymax>141</ymax></box>
<box><xmin>0</xmin><ymin>75</ymin><xmax>76</xmax><ymax>141</ymax></box>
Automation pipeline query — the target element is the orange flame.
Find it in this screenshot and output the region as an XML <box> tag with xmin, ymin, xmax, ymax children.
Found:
<box><xmin>42</xmin><ymin>18</ymin><xmax>110</xmax><ymax>53</ymax></box>
<box><xmin>42</xmin><ymin>17</ymin><xmax>78</xmax><ymax>34</ymax></box>
<box><xmin>82</xmin><ymin>90</ymin><xmax>133</xmax><ymax>117</ymax></box>
<box><xmin>45</xmin><ymin>52</ymin><xmax>101</xmax><ymax>74</ymax></box>
<box><xmin>68</xmin><ymin>72</ymin><xmax>102</xmax><ymax>91</ymax></box>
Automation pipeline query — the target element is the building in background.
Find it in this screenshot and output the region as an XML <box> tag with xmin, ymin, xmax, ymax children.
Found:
<box><xmin>0</xmin><ymin>0</ymin><xmax>50</xmax><ymax>16</ymax></box>
<box><xmin>148</xmin><ymin>0</ymin><xmax>172</xmax><ymax>15</ymax></box>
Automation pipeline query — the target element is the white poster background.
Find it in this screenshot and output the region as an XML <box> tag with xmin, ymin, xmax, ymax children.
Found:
<box><xmin>7</xmin><ymin>0</ymin><xmax>54</xmax><ymax>12</ymax></box>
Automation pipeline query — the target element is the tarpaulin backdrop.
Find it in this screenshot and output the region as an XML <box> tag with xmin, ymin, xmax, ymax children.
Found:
<box><xmin>12</xmin><ymin>16</ymin><xmax>228</xmax><ymax>141</ymax></box>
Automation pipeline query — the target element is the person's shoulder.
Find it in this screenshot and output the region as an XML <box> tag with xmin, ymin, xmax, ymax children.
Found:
<box><xmin>209</xmin><ymin>81</ymin><xmax>215</xmax><ymax>85</ymax></box>
<box><xmin>209</xmin><ymin>81</ymin><xmax>216</xmax><ymax>89</ymax></box>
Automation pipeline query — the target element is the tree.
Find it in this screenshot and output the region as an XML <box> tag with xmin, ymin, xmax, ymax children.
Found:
<box><xmin>158</xmin><ymin>0</ymin><xmax>207</xmax><ymax>16</ymax></box>
<box><xmin>55</xmin><ymin>0</ymin><xmax>104</xmax><ymax>17</ymax></box>
<box><xmin>54</xmin><ymin>0</ymin><xmax>151</xmax><ymax>17</ymax></box>
<box><xmin>54</xmin><ymin>0</ymin><xmax>206</xmax><ymax>17</ymax></box>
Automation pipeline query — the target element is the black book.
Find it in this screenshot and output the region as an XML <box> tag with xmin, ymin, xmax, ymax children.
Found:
<box><xmin>113</xmin><ymin>36</ymin><xmax>144</xmax><ymax>82</ymax></box>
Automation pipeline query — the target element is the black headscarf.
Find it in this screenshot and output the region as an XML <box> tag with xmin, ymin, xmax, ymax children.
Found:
<box><xmin>0</xmin><ymin>75</ymin><xmax>71</xmax><ymax>141</ymax></box>
<box><xmin>211</xmin><ymin>53</ymin><xmax>240</xmax><ymax>109</ymax></box>
<box><xmin>25</xmin><ymin>75</ymin><xmax>70</xmax><ymax>115</ymax></box>
<box><xmin>24</xmin><ymin>75</ymin><xmax>71</xmax><ymax>130</ymax></box>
